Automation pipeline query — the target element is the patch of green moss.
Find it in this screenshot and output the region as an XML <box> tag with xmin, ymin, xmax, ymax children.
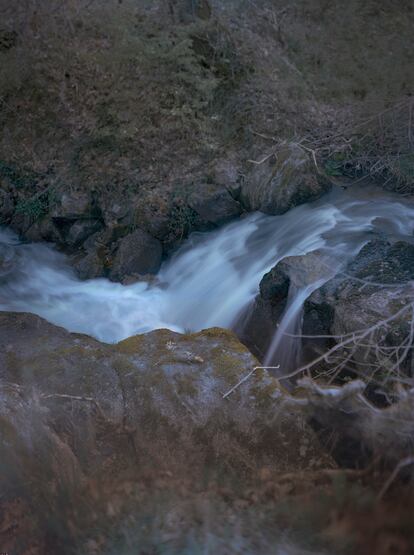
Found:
<box><xmin>115</xmin><ymin>335</ymin><xmax>146</xmax><ymax>356</ymax></box>
<box><xmin>174</xmin><ymin>373</ymin><xmax>198</xmax><ymax>399</ymax></box>
<box><xmin>250</xmin><ymin>380</ymin><xmax>280</xmax><ymax>410</ymax></box>
<box><xmin>111</xmin><ymin>356</ymin><xmax>137</xmax><ymax>375</ymax></box>
<box><xmin>211</xmin><ymin>350</ymin><xmax>243</xmax><ymax>384</ymax></box>
<box><xmin>192</xmin><ymin>327</ymin><xmax>251</xmax><ymax>353</ymax></box>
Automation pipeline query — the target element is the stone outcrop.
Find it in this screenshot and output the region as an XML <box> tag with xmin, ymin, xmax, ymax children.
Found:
<box><xmin>241</xmin><ymin>144</ymin><xmax>331</xmax><ymax>215</ymax></box>
<box><xmin>243</xmin><ymin>240</ymin><xmax>414</xmax><ymax>389</ymax></box>
<box><xmin>0</xmin><ymin>311</ymin><xmax>335</xmax><ymax>552</ymax></box>
<box><xmin>0</xmin><ymin>311</ymin><xmax>329</xmax><ymax>474</ymax></box>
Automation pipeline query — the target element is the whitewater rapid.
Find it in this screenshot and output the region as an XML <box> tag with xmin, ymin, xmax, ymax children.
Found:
<box><xmin>1</xmin><ymin>186</ymin><xmax>414</xmax><ymax>348</ymax></box>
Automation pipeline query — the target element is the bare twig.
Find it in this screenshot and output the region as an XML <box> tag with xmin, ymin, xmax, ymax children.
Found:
<box><xmin>247</xmin><ymin>151</ymin><xmax>276</xmax><ymax>165</ymax></box>
<box><xmin>376</xmin><ymin>456</ymin><xmax>414</xmax><ymax>501</ymax></box>
<box><xmin>223</xmin><ymin>365</ymin><xmax>280</xmax><ymax>399</ymax></box>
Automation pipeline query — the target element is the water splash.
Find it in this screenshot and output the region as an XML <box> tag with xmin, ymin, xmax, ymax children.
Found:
<box><xmin>0</xmin><ymin>186</ymin><xmax>413</xmax><ymax>343</ymax></box>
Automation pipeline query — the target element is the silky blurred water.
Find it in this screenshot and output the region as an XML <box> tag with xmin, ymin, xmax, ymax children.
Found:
<box><xmin>1</xmin><ymin>186</ymin><xmax>413</xmax><ymax>348</ymax></box>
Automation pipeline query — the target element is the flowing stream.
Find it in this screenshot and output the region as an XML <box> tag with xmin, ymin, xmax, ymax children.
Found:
<box><xmin>1</xmin><ymin>186</ymin><xmax>414</xmax><ymax>363</ymax></box>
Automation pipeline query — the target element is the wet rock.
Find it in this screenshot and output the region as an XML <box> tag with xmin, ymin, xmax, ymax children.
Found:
<box><xmin>66</xmin><ymin>219</ymin><xmax>103</xmax><ymax>247</ymax></box>
<box><xmin>73</xmin><ymin>251</ymin><xmax>105</xmax><ymax>280</ymax></box>
<box><xmin>241</xmin><ymin>251</ymin><xmax>332</xmax><ymax>359</ymax></box>
<box><xmin>0</xmin><ymin>189</ymin><xmax>14</xmax><ymax>224</ymax></box>
<box><xmin>24</xmin><ymin>216</ymin><xmax>63</xmax><ymax>244</ymax></box>
<box><xmin>73</xmin><ymin>226</ymin><xmax>132</xmax><ymax>280</ymax></box>
<box><xmin>109</xmin><ymin>228</ymin><xmax>163</xmax><ymax>281</ymax></box>
<box><xmin>241</xmin><ymin>143</ymin><xmax>331</xmax><ymax>215</ymax></box>
<box><xmin>188</xmin><ymin>184</ymin><xmax>243</xmax><ymax>226</ymax></box>
<box><xmin>9</xmin><ymin>210</ymin><xmax>33</xmax><ymax>235</ymax></box>
<box><xmin>304</xmin><ymin>240</ymin><xmax>414</xmax><ymax>384</ymax></box>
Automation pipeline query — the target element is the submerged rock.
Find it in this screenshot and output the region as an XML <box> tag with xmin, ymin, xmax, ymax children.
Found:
<box><xmin>241</xmin><ymin>143</ymin><xmax>331</xmax><ymax>215</ymax></box>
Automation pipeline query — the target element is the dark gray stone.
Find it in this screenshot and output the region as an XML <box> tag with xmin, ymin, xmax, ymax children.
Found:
<box><xmin>66</xmin><ymin>219</ymin><xmax>103</xmax><ymax>247</ymax></box>
<box><xmin>0</xmin><ymin>189</ymin><xmax>14</xmax><ymax>224</ymax></box>
<box><xmin>110</xmin><ymin>228</ymin><xmax>163</xmax><ymax>281</ymax></box>
<box><xmin>188</xmin><ymin>185</ymin><xmax>243</xmax><ymax>226</ymax></box>
<box><xmin>74</xmin><ymin>251</ymin><xmax>105</xmax><ymax>280</ymax></box>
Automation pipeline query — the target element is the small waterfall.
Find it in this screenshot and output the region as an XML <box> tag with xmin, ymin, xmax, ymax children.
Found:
<box><xmin>0</xmin><ymin>185</ymin><xmax>414</xmax><ymax>344</ymax></box>
<box><xmin>263</xmin><ymin>279</ymin><xmax>329</xmax><ymax>372</ymax></box>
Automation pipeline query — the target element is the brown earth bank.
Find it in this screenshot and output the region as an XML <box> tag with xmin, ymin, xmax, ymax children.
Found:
<box><xmin>0</xmin><ymin>0</ymin><xmax>413</xmax><ymax>282</ymax></box>
<box><xmin>1</xmin><ymin>312</ymin><xmax>414</xmax><ymax>554</ymax></box>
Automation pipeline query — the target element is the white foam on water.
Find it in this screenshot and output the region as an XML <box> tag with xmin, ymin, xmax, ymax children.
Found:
<box><xmin>1</xmin><ymin>186</ymin><xmax>413</xmax><ymax>344</ymax></box>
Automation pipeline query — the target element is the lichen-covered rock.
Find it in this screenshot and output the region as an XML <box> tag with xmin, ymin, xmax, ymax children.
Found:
<box><xmin>0</xmin><ymin>311</ymin><xmax>331</xmax><ymax>477</ymax></box>
<box><xmin>241</xmin><ymin>143</ymin><xmax>331</xmax><ymax>215</ymax></box>
<box><xmin>109</xmin><ymin>228</ymin><xmax>163</xmax><ymax>281</ymax></box>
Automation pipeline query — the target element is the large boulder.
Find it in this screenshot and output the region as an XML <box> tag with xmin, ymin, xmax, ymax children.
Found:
<box><xmin>304</xmin><ymin>240</ymin><xmax>414</xmax><ymax>384</ymax></box>
<box><xmin>241</xmin><ymin>240</ymin><xmax>414</xmax><ymax>394</ymax></box>
<box><xmin>0</xmin><ymin>312</ymin><xmax>335</xmax><ymax>552</ymax></box>
<box><xmin>241</xmin><ymin>143</ymin><xmax>331</xmax><ymax>215</ymax></box>
<box><xmin>109</xmin><ymin>228</ymin><xmax>163</xmax><ymax>281</ymax></box>
<box><xmin>243</xmin><ymin>240</ymin><xmax>414</xmax><ymax>390</ymax></box>
<box><xmin>0</xmin><ymin>312</ymin><xmax>328</xmax><ymax>473</ymax></box>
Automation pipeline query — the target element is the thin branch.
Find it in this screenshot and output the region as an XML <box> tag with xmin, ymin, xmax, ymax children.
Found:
<box><xmin>376</xmin><ymin>456</ymin><xmax>414</xmax><ymax>501</ymax></box>
<box><xmin>223</xmin><ymin>365</ymin><xmax>280</xmax><ymax>399</ymax></box>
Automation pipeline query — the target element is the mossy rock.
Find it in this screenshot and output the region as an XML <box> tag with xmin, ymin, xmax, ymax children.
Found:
<box><xmin>0</xmin><ymin>312</ymin><xmax>332</xmax><ymax>477</ymax></box>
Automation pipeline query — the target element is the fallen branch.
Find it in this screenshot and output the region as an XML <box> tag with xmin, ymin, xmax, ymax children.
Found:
<box><xmin>223</xmin><ymin>365</ymin><xmax>280</xmax><ymax>399</ymax></box>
